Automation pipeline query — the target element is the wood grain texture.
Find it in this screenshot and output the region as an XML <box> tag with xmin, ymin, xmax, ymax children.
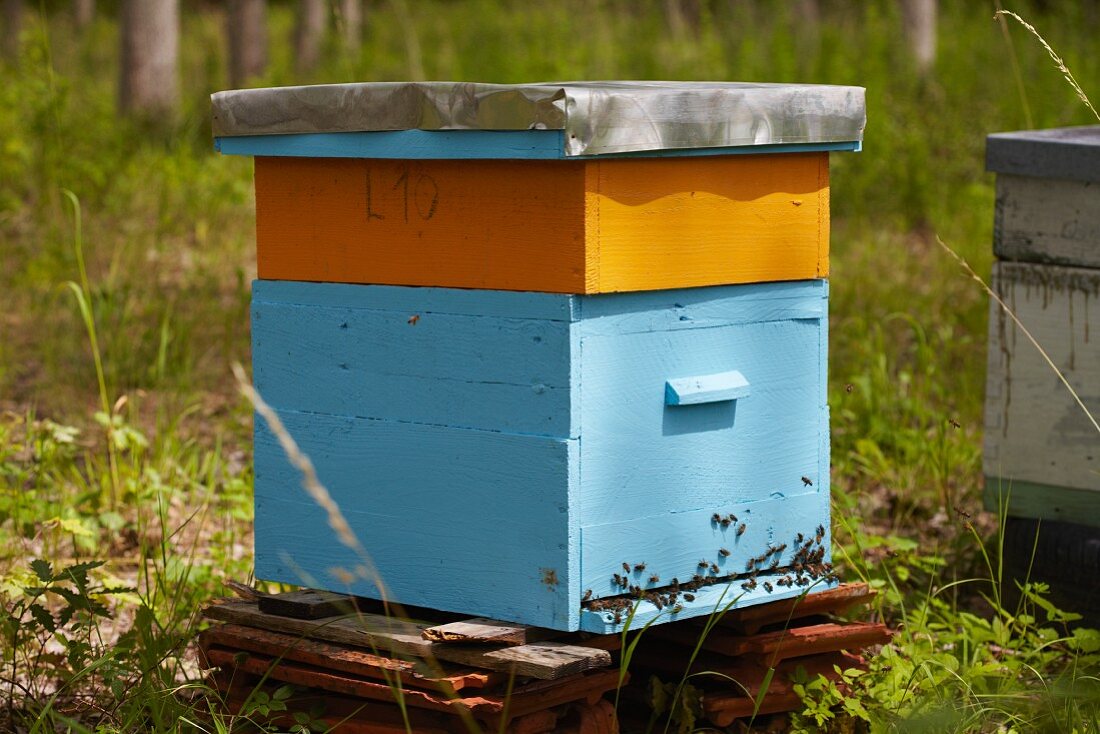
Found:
<box><xmin>253</xmin><ymin>153</ymin><xmax>829</xmax><ymax>293</ymax></box>
<box><xmin>983</xmin><ymin>262</ymin><xmax>1100</xmax><ymax>505</ymax></box>
<box><xmin>251</xmin><ymin>280</ymin><xmax>830</xmax><ymax>630</ymax></box>
<box><xmin>255</xmin><ymin>157</ymin><xmax>589</xmax><ymax>292</ymax></box>
<box><xmin>577</xmin><ymin>313</ymin><xmax>824</xmax><ymax>521</ymax></box>
<box><xmin>254</xmin><ymin>410</ymin><xmax>578</xmax><ymax>630</ymax></box>
<box><xmin>199</xmin><ymin>623</ymin><xmax>501</xmax><ymax>692</ymax></box>
<box><xmin>587</xmin><ymin>153</ymin><xmax>829</xmax><ymax>292</ymax></box>
<box><xmin>203</xmin><ymin>599</ymin><xmax>611</xmax><ymax>680</ymax></box>
<box><xmin>995</xmin><ymin>174</ymin><xmax>1100</xmax><ymax>268</ymax></box>
<box><xmin>421</xmin><ymin>618</ymin><xmax>550</xmax><ymax>645</ymax></box>
<box><xmin>252</xmin><ymin>292</ymin><xmax>573</xmax><ymax>436</ymax></box>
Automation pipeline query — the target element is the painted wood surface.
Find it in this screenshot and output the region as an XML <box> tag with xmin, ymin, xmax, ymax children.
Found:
<box><xmin>665</xmin><ymin>370</ymin><xmax>750</xmax><ymax>406</ymax></box>
<box><xmin>577</xmin><ymin>314</ymin><xmax>825</xmax><ymax>522</ymax></box>
<box><xmin>995</xmin><ymin>174</ymin><xmax>1100</xmax><ymax>268</ymax></box>
<box><xmin>984</xmin><ymin>477</ymin><xmax>1100</xmax><ymax>529</ymax></box>
<box><xmin>986</xmin><ymin>126</ymin><xmax>1100</xmax><ymax>184</ymax></box>
<box><xmin>216</xmin><ymin>127</ymin><xmax>860</xmax><ymax>160</ymax></box>
<box><xmin>579</xmin><ymin>492</ymin><xmax>828</xmax><ymax>596</ymax></box>
<box><xmin>252</xmin><ymin>291</ymin><xmax>573</xmax><ymax>436</ymax></box>
<box><xmin>983</xmin><ymin>261</ymin><xmax>1100</xmax><ymax>516</ymax></box>
<box><xmin>254</xmin><ymin>410</ymin><xmax>579</xmax><ymax>630</ymax></box>
<box><xmin>586</xmin><ymin>153</ymin><xmax>830</xmax><ymax>292</ymax></box>
<box><xmin>253</xmin><ymin>153</ymin><xmax>829</xmax><ymax>293</ymax></box>
<box><xmin>252</xmin><ymin>280</ymin><xmax>830</xmax><ymax>630</ymax></box>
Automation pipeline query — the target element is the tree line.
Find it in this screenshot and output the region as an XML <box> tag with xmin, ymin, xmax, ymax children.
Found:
<box><xmin>1</xmin><ymin>0</ymin><xmax>945</xmax><ymax>118</ymax></box>
<box><xmin>1</xmin><ymin>0</ymin><xmax>365</xmax><ymax>116</ymax></box>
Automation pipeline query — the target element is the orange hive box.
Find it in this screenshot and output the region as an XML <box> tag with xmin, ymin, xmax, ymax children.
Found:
<box><xmin>253</xmin><ymin>152</ymin><xmax>829</xmax><ymax>294</ymax></box>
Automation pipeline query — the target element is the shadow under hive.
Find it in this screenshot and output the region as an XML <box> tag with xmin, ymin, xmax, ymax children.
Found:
<box><xmin>212</xmin><ymin>81</ymin><xmax>867</xmax><ymax>632</ymax></box>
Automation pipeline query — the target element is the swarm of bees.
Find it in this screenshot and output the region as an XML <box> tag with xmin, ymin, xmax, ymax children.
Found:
<box><xmin>582</xmin><ymin>521</ymin><xmax>840</xmax><ymax>624</ymax></box>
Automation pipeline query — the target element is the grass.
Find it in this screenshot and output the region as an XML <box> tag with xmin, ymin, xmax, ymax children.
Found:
<box><xmin>1</xmin><ymin>1</ymin><xmax>1099</xmax><ymax>731</ymax></box>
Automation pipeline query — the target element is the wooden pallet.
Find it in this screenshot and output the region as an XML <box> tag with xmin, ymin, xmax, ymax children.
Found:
<box><xmin>199</xmin><ymin>582</ymin><xmax>886</xmax><ymax>731</ymax></box>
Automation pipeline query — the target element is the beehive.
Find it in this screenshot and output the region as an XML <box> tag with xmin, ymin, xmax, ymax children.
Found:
<box><xmin>984</xmin><ymin>126</ymin><xmax>1100</xmax><ymax>528</ymax></box>
<box><xmin>213</xmin><ymin>82</ymin><xmax>866</xmax><ymax>631</ymax></box>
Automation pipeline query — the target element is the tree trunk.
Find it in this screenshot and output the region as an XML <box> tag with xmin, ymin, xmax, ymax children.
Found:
<box><xmin>118</xmin><ymin>0</ymin><xmax>179</xmax><ymax>116</ymax></box>
<box><xmin>227</xmin><ymin>0</ymin><xmax>267</xmax><ymax>88</ymax></box>
<box><xmin>2</xmin><ymin>0</ymin><xmax>23</xmax><ymax>61</ymax></box>
<box><xmin>900</xmin><ymin>0</ymin><xmax>937</xmax><ymax>74</ymax></box>
<box><xmin>294</xmin><ymin>0</ymin><xmax>325</xmax><ymax>74</ymax></box>
<box><xmin>74</xmin><ymin>0</ymin><xmax>95</xmax><ymax>30</ymax></box>
<box><xmin>338</xmin><ymin>0</ymin><xmax>362</xmax><ymax>53</ymax></box>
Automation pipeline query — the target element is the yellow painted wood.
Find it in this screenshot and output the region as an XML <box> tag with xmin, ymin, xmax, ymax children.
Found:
<box><xmin>586</xmin><ymin>154</ymin><xmax>829</xmax><ymax>292</ymax></box>
<box><xmin>254</xmin><ymin>153</ymin><xmax>829</xmax><ymax>293</ymax></box>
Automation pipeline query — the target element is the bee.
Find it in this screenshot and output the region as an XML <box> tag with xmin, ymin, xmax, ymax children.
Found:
<box><xmin>711</xmin><ymin>512</ymin><xmax>722</xmax><ymax>523</ymax></box>
<box><xmin>709</xmin><ymin>563</ymin><xmax>720</xmax><ymax>574</ymax></box>
<box><xmin>407</xmin><ymin>314</ymin><xmax>420</xmax><ymax>325</ymax></box>
<box><xmin>582</xmin><ymin>589</ymin><xmax>592</xmax><ymax>602</ymax></box>
<box><xmin>718</xmin><ymin>548</ymin><xmax>730</xmax><ymax>557</ymax></box>
<box><xmin>816</xmin><ymin>524</ymin><xmax>826</xmax><ymax>538</ymax></box>
<box><xmin>793</xmin><ymin>562</ymin><xmax>803</xmax><ymax>572</ymax></box>
<box><xmin>796</xmin><ymin>532</ymin><xmax>805</xmax><ymax>543</ymax></box>
<box><xmin>683</xmin><ymin>593</ymin><xmax>695</xmax><ymax>602</ymax></box>
<box><xmin>648</xmin><ymin>574</ymin><xmax>660</xmax><ymax>584</ymax></box>
<box><xmin>613</xmin><ymin>609</ymin><xmax>623</xmax><ymax>625</ymax></box>
<box><xmin>672</xmin><ymin>604</ymin><xmax>683</xmax><ymax>614</ymax></box>
<box><xmin>671</xmin><ymin>578</ymin><xmax>680</xmax><ymax>588</ymax></box>
<box><xmin>801</xmin><ymin>476</ymin><xmax>813</xmax><ymax>487</ymax></box>
<box><xmin>634</xmin><ymin>562</ymin><xmax>647</xmax><ymax>572</ymax></box>
<box><xmin>745</xmin><ymin>559</ymin><xmax>756</xmax><ymax>571</ymax></box>
<box><xmin>736</xmin><ymin>523</ymin><xmax>747</xmax><ymax>536</ymax></box>
<box><xmin>612</xmin><ymin>573</ymin><xmax>622</xmax><ymax>585</ymax></box>
<box><xmin>727</xmin><ymin>513</ymin><xmax>738</xmax><ymax>523</ymax></box>
<box><xmin>763</xmin><ymin>582</ymin><xmax>773</xmax><ymax>592</ymax></box>
<box><xmin>949</xmin><ymin>418</ymin><xmax>961</xmax><ymax>429</ymax></box>
<box><xmin>845</xmin><ymin>383</ymin><xmax>854</xmax><ymax>393</ymax></box>
<box><xmin>954</xmin><ymin>505</ymin><xmax>971</xmax><ymax>520</ymax></box>
<box><xmin>776</xmin><ymin>543</ymin><xmax>788</xmax><ymax>553</ymax></box>
<box><xmin>651</xmin><ymin>595</ymin><xmax>664</xmax><ymax>610</ymax></box>
<box><xmin>768</xmin><ymin>559</ymin><xmax>780</xmax><ymax>571</ymax></box>
<box><xmin>622</xmin><ymin>562</ymin><xmax>631</xmax><ymax>573</ymax></box>
<box><xmin>720</xmin><ymin>517</ymin><xmax>731</xmax><ymax>528</ymax></box>
<box><xmin>698</xmin><ymin>559</ymin><xmax>709</xmax><ymax>568</ymax></box>
<box><xmin>741</xmin><ymin>582</ymin><xmax>752</xmax><ymax>591</ymax></box>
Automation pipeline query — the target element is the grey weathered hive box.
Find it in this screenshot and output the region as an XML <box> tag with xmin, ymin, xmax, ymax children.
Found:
<box><xmin>984</xmin><ymin>126</ymin><xmax>1100</xmax><ymax>527</ymax></box>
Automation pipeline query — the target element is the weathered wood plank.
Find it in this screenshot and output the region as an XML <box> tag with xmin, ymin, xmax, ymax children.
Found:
<box><xmin>994</xmin><ymin>174</ymin><xmax>1100</xmax><ymax>268</ymax></box>
<box><xmin>652</xmin><ymin>620</ymin><xmax>889</xmax><ymax>660</ymax></box>
<box><xmin>983</xmin><ymin>262</ymin><xmax>1100</xmax><ymax>513</ymax></box>
<box><xmin>202</xmin><ymin>599</ymin><xmax>611</xmax><ymax>680</ymax></box>
<box><xmin>257</xmin><ymin>589</ymin><xmax>359</xmax><ymax>619</ymax></box>
<box><xmin>206</xmin><ymin>645</ymin><xmax>621</xmax><ymax>718</ymax></box>
<box><xmin>422</xmin><ymin>618</ymin><xmax>554</xmax><ymax>646</ymax></box>
<box><xmin>709</xmin><ymin>581</ymin><xmax>875</xmax><ymax>633</ymax></box>
<box><xmin>200</xmin><ymin>623</ymin><xmax>501</xmax><ymax>691</ymax></box>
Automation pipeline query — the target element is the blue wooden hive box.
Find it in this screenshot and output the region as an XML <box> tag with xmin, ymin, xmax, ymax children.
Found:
<box><xmin>212</xmin><ymin>81</ymin><xmax>867</xmax><ymax>632</ymax></box>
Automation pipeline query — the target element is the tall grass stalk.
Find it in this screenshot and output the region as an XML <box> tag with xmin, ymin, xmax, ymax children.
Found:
<box><xmin>61</xmin><ymin>189</ymin><xmax>120</xmax><ymax>510</ymax></box>
<box><xmin>995</xmin><ymin>10</ymin><xmax>1099</xmax><ymax>122</ymax></box>
<box><xmin>935</xmin><ymin>235</ymin><xmax>1100</xmax><ymax>436</ymax></box>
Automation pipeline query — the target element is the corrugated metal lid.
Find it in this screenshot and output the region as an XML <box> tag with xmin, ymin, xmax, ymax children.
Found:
<box><xmin>211</xmin><ymin>81</ymin><xmax>865</xmax><ymax>157</ymax></box>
